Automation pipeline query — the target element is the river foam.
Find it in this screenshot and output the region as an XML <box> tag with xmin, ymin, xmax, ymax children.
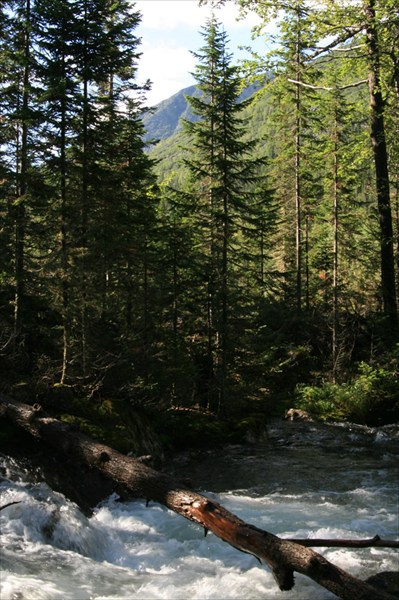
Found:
<box><xmin>1</xmin><ymin>422</ymin><xmax>398</xmax><ymax>599</ymax></box>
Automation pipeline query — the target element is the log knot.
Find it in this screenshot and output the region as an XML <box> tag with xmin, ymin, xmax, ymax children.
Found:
<box><xmin>372</xmin><ymin>534</ymin><xmax>381</xmax><ymax>543</ymax></box>
<box><xmin>99</xmin><ymin>451</ymin><xmax>110</xmax><ymax>463</ymax></box>
<box><xmin>27</xmin><ymin>403</ymin><xmax>42</xmax><ymax>421</ymax></box>
<box><xmin>204</xmin><ymin>500</ymin><xmax>217</xmax><ymax>513</ymax></box>
<box><xmin>136</xmin><ymin>455</ymin><xmax>153</xmax><ymax>464</ymax></box>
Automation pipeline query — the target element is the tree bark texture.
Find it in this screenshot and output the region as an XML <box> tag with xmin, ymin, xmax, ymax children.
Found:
<box><xmin>0</xmin><ymin>394</ymin><xmax>396</xmax><ymax>600</ymax></box>
<box><xmin>364</xmin><ymin>0</ymin><xmax>398</xmax><ymax>325</ymax></box>
<box><xmin>14</xmin><ymin>0</ymin><xmax>31</xmax><ymax>338</ymax></box>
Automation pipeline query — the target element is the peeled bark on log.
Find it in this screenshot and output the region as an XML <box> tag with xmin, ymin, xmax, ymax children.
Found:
<box><xmin>0</xmin><ymin>394</ymin><xmax>396</xmax><ymax>600</ymax></box>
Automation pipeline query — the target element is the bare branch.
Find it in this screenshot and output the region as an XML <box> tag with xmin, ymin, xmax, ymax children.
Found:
<box><xmin>305</xmin><ymin>26</ymin><xmax>364</xmax><ymax>62</ymax></box>
<box><xmin>287</xmin><ymin>78</ymin><xmax>368</xmax><ymax>91</ymax></box>
<box><xmin>340</xmin><ymin>79</ymin><xmax>369</xmax><ymax>90</ymax></box>
<box><xmin>287</xmin><ymin>78</ymin><xmax>335</xmax><ymax>91</ymax></box>
<box><xmin>0</xmin><ymin>501</ymin><xmax>22</xmax><ymax>512</ymax></box>
<box><xmin>285</xmin><ymin>535</ymin><xmax>399</xmax><ymax>548</ymax></box>
<box><xmin>332</xmin><ymin>44</ymin><xmax>365</xmax><ymax>52</ymax></box>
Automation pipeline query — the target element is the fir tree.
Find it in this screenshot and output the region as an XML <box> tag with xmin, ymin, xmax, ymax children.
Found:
<box><xmin>179</xmin><ymin>15</ymin><xmax>267</xmax><ymax>412</ymax></box>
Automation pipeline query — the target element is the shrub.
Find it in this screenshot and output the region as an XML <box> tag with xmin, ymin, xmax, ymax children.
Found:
<box><xmin>296</xmin><ymin>358</ymin><xmax>399</xmax><ymax>425</ymax></box>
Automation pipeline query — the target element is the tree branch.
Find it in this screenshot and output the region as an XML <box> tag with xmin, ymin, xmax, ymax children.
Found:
<box><xmin>0</xmin><ymin>501</ymin><xmax>22</xmax><ymax>512</ymax></box>
<box><xmin>305</xmin><ymin>26</ymin><xmax>364</xmax><ymax>62</ymax></box>
<box><xmin>287</xmin><ymin>78</ymin><xmax>368</xmax><ymax>91</ymax></box>
<box><xmin>286</xmin><ymin>535</ymin><xmax>399</xmax><ymax>548</ymax></box>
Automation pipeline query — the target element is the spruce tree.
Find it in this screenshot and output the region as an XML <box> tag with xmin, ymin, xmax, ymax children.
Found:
<box><xmin>264</xmin><ymin>1</ymin><xmax>320</xmax><ymax>311</ymax></box>
<box><xmin>179</xmin><ymin>15</ymin><xmax>266</xmax><ymax>412</ymax></box>
<box><xmin>33</xmin><ymin>0</ymin><xmax>79</xmax><ymax>382</ymax></box>
<box><xmin>0</xmin><ymin>0</ymin><xmax>37</xmax><ymax>341</ymax></box>
<box><xmin>7</xmin><ymin>0</ymin><xmax>157</xmax><ymax>387</ymax></box>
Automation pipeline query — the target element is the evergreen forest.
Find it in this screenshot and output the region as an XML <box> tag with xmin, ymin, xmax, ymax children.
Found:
<box><xmin>1</xmin><ymin>0</ymin><xmax>398</xmax><ymax>452</ymax></box>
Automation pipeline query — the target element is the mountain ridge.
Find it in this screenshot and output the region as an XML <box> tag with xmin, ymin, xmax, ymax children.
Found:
<box><xmin>142</xmin><ymin>85</ymin><xmax>198</xmax><ymax>142</ymax></box>
<box><xmin>142</xmin><ymin>82</ymin><xmax>261</xmax><ymax>144</ymax></box>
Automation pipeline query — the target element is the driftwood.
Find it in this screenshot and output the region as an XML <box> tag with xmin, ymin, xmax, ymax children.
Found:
<box><xmin>0</xmin><ymin>394</ymin><xmax>397</xmax><ymax>600</ymax></box>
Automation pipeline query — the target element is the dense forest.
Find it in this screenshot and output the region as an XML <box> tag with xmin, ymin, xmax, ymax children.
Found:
<box><xmin>1</xmin><ymin>0</ymin><xmax>398</xmax><ymax>452</ymax></box>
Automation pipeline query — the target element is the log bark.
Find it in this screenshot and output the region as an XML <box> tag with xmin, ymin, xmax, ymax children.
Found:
<box><xmin>0</xmin><ymin>394</ymin><xmax>396</xmax><ymax>600</ymax></box>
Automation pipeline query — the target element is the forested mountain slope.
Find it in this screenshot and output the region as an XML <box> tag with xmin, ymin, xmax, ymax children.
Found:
<box><xmin>142</xmin><ymin>82</ymin><xmax>261</xmax><ymax>145</ymax></box>
<box><xmin>147</xmin><ymin>83</ymin><xmax>272</xmax><ymax>185</ymax></box>
<box><xmin>142</xmin><ymin>85</ymin><xmax>198</xmax><ymax>142</ymax></box>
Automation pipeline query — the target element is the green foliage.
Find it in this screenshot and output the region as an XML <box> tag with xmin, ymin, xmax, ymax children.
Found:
<box><xmin>296</xmin><ymin>352</ymin><xmax>399</xmax><ymax>425</ymax></box>
<box><xmin>296</xmin><ymin>382</ymin><xmax>347</xmax><ymax>421</ymax></box>
<box><xmin>161</xmin><ymin>15</ymin><xmax>270</xmax><ymax>413</ymax></box>
<box><xmin>1</xmin><ymin>0</ymin><xmax>399</xmax><ymax>441</ymax></box>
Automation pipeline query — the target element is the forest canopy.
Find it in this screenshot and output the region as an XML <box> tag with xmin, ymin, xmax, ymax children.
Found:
<box><xmin>1</xmin><ymin>0</ymin><xmax>398</xmax><ymax>440</ymax></box>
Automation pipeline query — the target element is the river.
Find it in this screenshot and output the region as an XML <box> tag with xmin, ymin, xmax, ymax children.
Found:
<box><xmin>1</xmin><ymin>420</ymin><xmax>398</xmax><ymax>599</ymax></box>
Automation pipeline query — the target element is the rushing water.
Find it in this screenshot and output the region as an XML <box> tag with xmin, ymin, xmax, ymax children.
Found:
<box><xmin>1</xmin><ymin>420</ymin><xmax>398</xmax><ymax>599</ymax></box>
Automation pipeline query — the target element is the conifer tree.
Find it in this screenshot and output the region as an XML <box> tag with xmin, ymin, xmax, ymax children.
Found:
<box><xmin>312</xmin><ymin>79</ymin><xmax>370</xmax><ymax>378</ymax></box>
<box><xmin>179</xmin><ymin>15</ymin><xmax>266</xmax><ymax>412</ymax></box>
<box><xmin>264</xmin><ymin>1</ymin><xmax>320</xmax><ymax>311</ymax></box>
<box><xmin>33</xmin><ymin>0</ymin><xmax>79</xmax><ymax>382</ymax></box>
<box><xmin>0</xmin><ymin>0</ymin><xmax>37</xmax><ymax>341</ymax></box>
<box><xmin>78</xmin><ymin>1</ymin><xmax>158</xmax><ymax>379</ymax></box>
<box><xmin>7</xmin><ymin>0</ymin><xmax>157</xmax><ymax>386</ymax></box>
<box><xmin>233</xmin><ymin>0</ymin><xmax>398</xmax><ymax>327</ymax></box>
<box><xmin>0</xmin><ymin>4</ymin><xmax>16</xmax><ymax>347</ymax></box>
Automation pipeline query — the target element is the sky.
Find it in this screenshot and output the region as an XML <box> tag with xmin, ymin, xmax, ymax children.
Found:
<box><xmin>133</xmin><ymin>0</ymin><xmax>266</xmax><ymax>106</ymax></box>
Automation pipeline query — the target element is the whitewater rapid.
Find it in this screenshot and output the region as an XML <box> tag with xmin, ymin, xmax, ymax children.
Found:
<box><xmin>1</xmin><ymin>421</ymin><xmax>398</xmax><ymax>599</ymax></box>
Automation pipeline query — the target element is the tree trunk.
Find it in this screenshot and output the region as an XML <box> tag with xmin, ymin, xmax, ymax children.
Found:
<box><xmin>295</xmin><ymin>12</ymin><xmax>302</xmax><ymax>313</ymax></box>
<box><xmin>364</xmin><ymin>0</ymin><xmax>398</xmax><ymax>326</ymax></box>
<box><xmin>0</xmin><ymin>394</ymin><xmax>396</xmax><ymax>600</ymax></box>
<box><xmin>79</xmin><ymin>0</ymin><xmax>90</xmax><ymax>379</ymax></box>
<box><xmin>14</xmin><ymin>0</ymin><xmax>31</xmax><ymax>339</ymax></box>
<box><xmin>60</xmin><ymin>21</ymin><xmax>69</xmax><ymax>384</ymax></box>
<box><xmin>332</xmin><ymin>99</ymin><xmax>340</xmax><ymax>382</ymax></box>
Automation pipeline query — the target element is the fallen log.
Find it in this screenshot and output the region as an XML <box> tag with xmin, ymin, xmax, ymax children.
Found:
<box><xmin>0</xmin><ymin>394</ymin><xmax>396</xmax><ymax>600</ymax></box>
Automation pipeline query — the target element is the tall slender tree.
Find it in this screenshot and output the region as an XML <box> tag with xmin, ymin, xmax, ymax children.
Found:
<box><xmin>364</xmin><ymin>0</ymin><xmax>397</xmax><ymax>325</ymax></box>
<box><xmin>0</xmin><ymin>0</ymin><xmax>37</xmax><ymax>341</ymax></box>
<box><xmin>266</xmin><ymin>2</ymin><xmax>320</xmax><ymax>311</ymax></box>
<box><xmin>179</xmin><ymin>15</ymin><xmax>266</xmax><ymax>412</ymax></box>
<box><xmin>34</xmin><ymin>0</ymin><xmax>79</xmax><ymax>382</ymax></box>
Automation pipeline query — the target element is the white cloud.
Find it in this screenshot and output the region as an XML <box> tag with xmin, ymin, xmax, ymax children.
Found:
<box><xmin>214</xmin><ymin>2</ymin><xmax>261</xmax><ymax>28</ymax></box>
<box><xmin>134</xmin><ymin>0</ymin><xmax>209</xmax><ymax>30</ymax></box>
<box><xmin>138</xmin><ymin>41</ymin><xmax>196</xmax><ymax>105</ymax></box>
<box><xmin>135</xmin><ymin>0</ymin><xmax>261</xmax><ymax>31</ymax></box>
<box><xmin>133</xmin><ymin>0</ymin><xmax>263</xmax><ymax>106</ymax></box>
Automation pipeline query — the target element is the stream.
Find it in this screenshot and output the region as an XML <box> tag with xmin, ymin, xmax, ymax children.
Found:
<box><xmin>1</xmin><ymin>419</ymin><xmax>398</xmax><ymax>599</ymax></box>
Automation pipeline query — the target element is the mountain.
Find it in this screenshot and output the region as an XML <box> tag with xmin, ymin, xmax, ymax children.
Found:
<box><xmin>145</xmin><ymin>81</ymin><xmax>275</xmax><ymax>187</ymax></box>
<box><xmin>142</xmin><ymin>83</ymin><xmax>261</xmax><ymax>144</ymax></box>
<box><xmin>142</xmin><ymin>85</ymin><xmax>198</xmax><ymax>143</ymax></box>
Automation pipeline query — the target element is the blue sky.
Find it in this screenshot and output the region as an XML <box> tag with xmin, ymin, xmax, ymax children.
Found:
<box><xmin>133</xmin><ymin>0</ymin><xmax>266</xmax><ymax>106</ymax></box>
